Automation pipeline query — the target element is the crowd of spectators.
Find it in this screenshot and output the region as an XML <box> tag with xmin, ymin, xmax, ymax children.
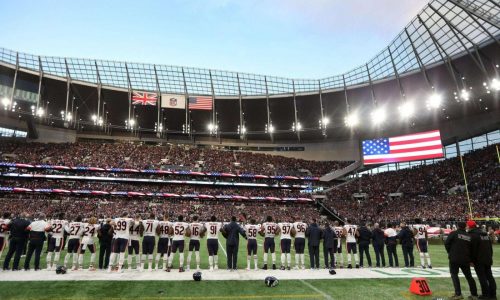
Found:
<box><xmin>324</xmin><ymin>144</ymin><xmax>499</xmax><ymax>224</ymax></box>
<box><xmin>0</xmin><ymin>195</ymin><xmax>320</xmax><ymax>223</ymax></box>
<box><xmin>0</xmin><ymin>141</ymin><xmax>352</xmax><ymax>176</ymax></box>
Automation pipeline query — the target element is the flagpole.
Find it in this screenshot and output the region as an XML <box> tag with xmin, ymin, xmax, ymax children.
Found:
<box><xmin>459</xmin><ymin>154</ymin><xmax>473</xmax><ymax>219</ymax></box>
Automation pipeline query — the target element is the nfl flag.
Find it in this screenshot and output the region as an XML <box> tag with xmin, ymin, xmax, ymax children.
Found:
<box><xmin>362</xmin><ymin>130</ymin><xmax>444</xmax><ymax>165</ymax></box>
<box><xmin>188</xmin><ymin>96</ymin><xmax>213</xmax><ymax>110</ymax></box>
<box><xmin>132</xmin><ymin>91</ymin><xmax>157</xmax><ymax>106</ymax></box>
<box><xmin>161</xmin><ymin>94</ymin><xmax>186</xmax><ymax>109</ymax></box>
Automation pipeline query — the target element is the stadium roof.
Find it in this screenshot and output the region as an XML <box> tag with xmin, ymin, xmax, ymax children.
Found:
<box><xmin>0</xmin><ymin>0</ymin><xmax>498</xmax><ymax>98</ymax></box>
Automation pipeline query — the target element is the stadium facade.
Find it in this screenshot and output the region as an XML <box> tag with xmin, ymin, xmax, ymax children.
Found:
<box><xmin>0</xmin><ymin>0</ymin><xmax>499</xmax><ymax>162</ymax></box>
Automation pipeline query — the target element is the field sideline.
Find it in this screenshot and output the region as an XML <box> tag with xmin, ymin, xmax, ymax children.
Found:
<box><xmin>0</xmin><ymin>235</ymin><xmax>498</xmax><ymax>300</ymax></box>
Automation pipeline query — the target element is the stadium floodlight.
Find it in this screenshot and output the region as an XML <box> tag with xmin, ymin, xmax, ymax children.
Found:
<box><xmin>207</xmin><ymin>123</ymin><xmax>214</xmax><ymax>131</ymax></box>
<box><xmin>241</xmin><ymin>126</ymin><xmax>247</xmax><ymax>134</ymax></box>
<box><xmin>129</xmin><ymin>119</ymin><xmax>135</xmax><ymax>126</ymax></box>
<box><xmin>460</xmin><ymin>89</ymin><xmax>470</xmax><ymax>101</ymax></box>
<box><xmin>268</xmin><ymin>124</ymin><xmax>274</xmax><ymax>133</ymax></box>
<box><xmin>398</xmin><ymin>102</ymin><xmax>414</xmax><ymax>119</ymax></box>
<box><xmin>426</xmin><ymin>93</ymin><xmax>442</xmax><ymax>109</ymax></box>
<box><xmin>322</xmin><ymin>117</ymin><xmax>329</xmax><ymax>126</ymax></box>
<box><xmin>91</xmin><ymin>114</ymin><xmax>97</xmax><ymax>122</ymax></box>
<box><xmin>344</xmin><ymin>112</ymin><xmax>359</xmax><ymax>127</ymax></box>
<box><xmin>370</xmin><ymin>107</ymin><xmax>386</xmax><ymax>125</ymax></box>
<box><xmin>1</xmin><ymin>97</ymin><xmax>10</xmax><ymax>107</ymax></box>
<box><xmin>491</xmin><ymin>78</ymin><xmax>500</xmax><ymax>91</ymax></box>
<box><xmin>36</xmin><ymin>107</ymin><xmax>45</xmax><ymax>117</ymax></box>
<box><xmin>66</xmin><ymin>112</ymin><xmax>73</xmax><ymax>121</ymax></box>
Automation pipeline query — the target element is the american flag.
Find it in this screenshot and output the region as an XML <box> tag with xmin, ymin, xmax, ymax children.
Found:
<box><xmin>132</xmin><ymin>91</ymin><xmax>158</xmax><ymax>106</ymax></box>
<box><xmin>362</xmin><ymin>130</ymin><xmax>444</xmax><ymax>165</ymax></box>
<box><xmin>188</xmin><ymin>96</ymin><xmax>213</xmax><ymax>110</ymax></box>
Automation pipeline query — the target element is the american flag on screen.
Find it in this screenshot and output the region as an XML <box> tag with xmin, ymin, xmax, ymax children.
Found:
<box><xmin>362</xmin><ymin>130</ymin><xmax>444</xmax><ymax>165</ymax></box>
<box><xmin>188</xmin><ymin>96</ymin><xmax>213</xmax><ymax>110</ymax></box>
<box><xmin>132</xmin><ymin>91</ymin><xmax>158</xmax><ymax>106</ymax></box>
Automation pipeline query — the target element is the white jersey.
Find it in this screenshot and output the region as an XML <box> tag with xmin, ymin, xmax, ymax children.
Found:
<box><xmin>205</xmin><ymin>222</ymin><xmax>222</xmax><ymax>239</ymax></box>
<box><xmin>113</xmin><ymin>217</ymin><xmax>133</xmax><ymax>239</ymax></box>
<box><xmin>262</xmin><ymin>222</ymin><xmax>277</xmax><ymax>238</ymax></box>
<box><xmin>278</xmin><ymin>222</ymin><xmax>293</xmax><ymax>239</ymax></box>
<box><xmin>0</xmin><ymin>218</ymin><xmax>11</xmax><ymax>237</ymax></box>
<box><xmin>189</xmin><ymin>222</ymin><xmax>204</xmax><ymax>241</ymax></box>
<box><xmin>129</xmin><ymin>221</ymin><xmax>141</xmax><ymax>241</ymax></box>
<box><xmin>414</xmin><ymin>224</ymin><xmax>428</xmax><ymax>240</ymax></box>
<box><xmin>244</xmin><ymin>224</ymin><xmax>261</xmax><ymax>240</ymax></box>
<box><xmin>50</xmin><ymin>219</ymin><xmax>68</xmax><ymax>239</ymax></box>
<box><xmin>81</xmin><ymin>223</ymin><xmax>98</xmax><ymax>244</ymax></box>
<box><xmin>334</xmin><ymin>226</ymin><xmax>344</xmax><ymax>239</ymax></box>
<box><xmin>384</xmin><ymin>228</ymin><xmax>397</xmax><ymax>238</ymax></box>
<box><xmin>158</xmin><ymin>221</ymin><xmax>172</xmax><ymax>238</ymax></box>
<box><xmin>292</xmin><ymin>222</ymin><xmax>307</xmax><ymax>239</ymax></box>
<box><xmin>172</xmin><ymin>222</ymin><xmax>189</xmax><ymax>241</ymax></box>
<box><xmin>344</xmin><ymin>224</ymin><xmax>358</xmax><ymax>243</ymax></box>
<box><xmin>142</xmin><ymin>219</ymin><xmax>159</xmax><ymax>237</ymax></box>
<box><xmin>66</xmin><ymin>222</ymin><xmax>85</xmax><ymax>240</ymax></box>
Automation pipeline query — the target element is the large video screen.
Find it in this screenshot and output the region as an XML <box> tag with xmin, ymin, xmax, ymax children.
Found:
<box><xmin>362</xmin><ymin>129</ymin><xmax>444</xmax><ymax>165</ymax></box>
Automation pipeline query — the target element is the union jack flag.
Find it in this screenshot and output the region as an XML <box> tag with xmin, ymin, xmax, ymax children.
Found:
<box><xmin>132</xmin><ymin>91</ymin><xmax>158</xmax><ymax>106</ymax></box>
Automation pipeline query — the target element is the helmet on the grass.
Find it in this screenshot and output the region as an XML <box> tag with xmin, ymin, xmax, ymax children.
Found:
<box><xmin>55</xmin><ymin>266</ymin><xmax>67</xmax><ymax>274</ymax></box>
<box><xmin>264</xmin><ymin>276</ymin><xmax>279</xmax><ymax>287</ymax></box>
<box><xmin>193</xmin><ymin>272</ymin><xmax>202</xmax><ymax>281</ymax></box>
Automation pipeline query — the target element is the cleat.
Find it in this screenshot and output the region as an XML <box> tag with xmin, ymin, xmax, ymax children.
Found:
<box><xmin>347</xmin><ymin>264</ymin><xmax>352</xmax><ymax>269</ymax></box>
<box><xmin>209</xmin><ymin>266</ymin><xmax>214</xmax><ymax>272</ymax></box>
<box><xmin>214</xmin><ymin>265</ymin><xmax>218</xmax><ymax>270</ymax></box>
<box><xmin>286</xmin><ymin>266</ymin><xmax>291</xmax><ymax>271</ymax></box>
<box><xmin>262</xmin><ymin>264</ymin><xmax>268</xmax><ymax>270</ymax></box>
<box><xmin>301</xmin><ymin>265</ymin><xmax>305</xmax><ymax>270</ymax></box>
<box><xmin>246</xmin><ymin>267</ymin><xmax>250</xmax><ymax>271</ymax></box>
<box><xmin>272</xmin><ymin>264</ymin><xmax>276</xmax><ymax>270</ymax></box>
<box><xmin>428</xmin><ymin>265</ymin><xmax>432</xmax><ymax>269</ymax></box>
<box><xmin>186</xmin><ymin>266</ymin><xmax>190</xmax><ymax>271</ymax></box>
<box><xmin>355</xmin><ymin>264</ymin><xmax>360</xmax><ymax>269</ymax></box>
<box><xmin>421</xmin><ymin>265</ymin><xmax>426</xmax><ymax>269</ymax></box>
<box><xmin>179</xmin><ymin>267</ymin><xmax>184</xmax><ymax>273</ymax></box>
<box><xmin>280</xmin><ymin>266</ymin><xmax>285</xmax><ymax>270</ymax></box>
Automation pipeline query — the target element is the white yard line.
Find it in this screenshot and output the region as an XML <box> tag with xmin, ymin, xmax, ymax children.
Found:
<box><xmin>300</xmin><ymin>280</ymin><xmax>333</xmax><ymax>300</ymax></box>
<box><xmin>217</xmin><ymin>239</ymin><xmax>228</xmax><ymax>257</ymax></box>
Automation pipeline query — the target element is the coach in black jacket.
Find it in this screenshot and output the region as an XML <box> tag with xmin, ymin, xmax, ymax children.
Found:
<box><xmin>98</xmin><ymin>218</ymin><xmax>113</xmax><ymax>269</ymax></box>
<box><xmin>372</xmin><ymin>223</ymin><xmax>386</xmax><ymax>267</ymax></box>
<box><xmin>468</xmin><ymin>220</ymin><xmax>496</xmax><ymax>299</ymax></box>
<box><xmin>358</xmin><ymin>223</ymin><xmax>373</xmax><ymax>267</ymax></box>
<box><xmin>223</xmin><ymin>216</ymin><xmax>247</xmax><ymax>270</ymax></box>
<box><xmin>397</xmin><ymin>223</ymin><xmax>414</xmax><ymax>267</ymax></box>
<box><xmin>445</xmin><ymin>221</ymin><xmax>478</xmax><ymax>298</ymax></box>
<box><xmin>306</xmin><ymin>220</ymin><xmax>321</xmax><ymax>269</ymax></box>
<box><xmin>3</xmin><ymin>213</ymin><xmax>31</xmax><ymax>270</ymax></box>
<box><xmin>321</xmin><ymin>222</ymin><xmax>336</xmax><ymax>269</ymax></box>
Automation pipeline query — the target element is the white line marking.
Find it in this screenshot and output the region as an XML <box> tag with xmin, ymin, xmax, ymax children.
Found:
<box><xmin>218</xmin><ymin>240</ymin><xmax>228</xmax><ymax>257</ymax></box>
<box><xmin>300</xmin><ymin>280</ymin><xmax>332</xmax><ymax>300</ymax></box>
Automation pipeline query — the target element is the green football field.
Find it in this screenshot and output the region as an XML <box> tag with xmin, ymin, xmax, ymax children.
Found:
<box><xmin>0</xmin><ymin>235</ymin><xmax>498</xmax><ymax>300</ymax></box>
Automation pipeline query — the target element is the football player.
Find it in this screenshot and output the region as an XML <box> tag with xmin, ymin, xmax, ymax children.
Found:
<box><xmin>108</xmin><ymin>212</ymin><xmax>134</xmax><ymax>273</ymax></box>
<box><xmin>167</xmin><ymin>215</ymin><xmax>190</xmax><ymax>272</ymax></box>
<box><xmin>277</xmin><ymin>219</ymin><xmax>293</xmax><ymax>270</ymax></box>
<box><xmin>244</xmin><ymin>218</ymin><xmax>261</xmax><ymax>270</ymax></box>
<box><xmin>333</xmin><ymin>221</ymin><xmax>344</xmax><ymax>268</ymax></box>
<box><xmin>261</xmin><ymin>216</ymin><xmax>277</xmax><ymax>270</ymax></box>
<box><xmin>186</xmin><ymin>215</ymin><xmax>204</xmax><ymax>271</ymax></box>
<box><xmin>46</xmin><ymin>212</ymin><xmax>68</xmax><ymax>270</ymax></box>
<box><xmin>413</xmin><ymin>219</ymin><xmax>432</xmax><ymax>269</ymax></box>
<box><xmin>127</xmin><ymin>215</ymin><xmax>141</xmax><ymax>270</ymax></box>
<box><xmin>343</xmin><ymin>219</ymin><xmax>359</xmax><ymax>269</ymax></box>
<box><xmin>0</xmin><ymin>212</ymin><xmax>11</xmax><ymax>265</ymax></box>
<box><xmin>292</xmin><ymin>218</ymin><xmax>307</xmax><ymax>270</ymax></box>
<box><xmin>155</xmin><ymin>215</ymin><xmax>171</xmax><ymax>271</ymax></box>
<box><xmin>64</xmin><ymin>216</ymin><xmax>84</xmax><ymax>270</ymax></box>
<box><xmin>205</xmin><ymin>215</ymin><xmax>222</xmax><ymax>271</ymax></box>
<box><xmin>78</xmin><ymin>217</ymin><xmax>98</xmax><ymax>270</ymax></box>
<box><xmin>141</xmin><ymin>213</ymin><xmax>159</xmax><ymax>271</ymax></box>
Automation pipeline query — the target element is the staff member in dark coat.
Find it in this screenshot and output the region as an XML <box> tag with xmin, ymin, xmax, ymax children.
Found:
<box><xmin>372</xmin><ymin>223</ymin><xmax>386</xmax><ymax>267</ymax></box>
<box><xmin>222</xmin><ymin>216</ymin><xmax>247</xmax><ymax>270</ymax></box>
<box><xmin>3</xmin><ymin>212</ymin><xmax>31</xmax><ymax>270</ymax></box>
<box><xmin>98</xmin><ymin>217</ymin><xmax>113</xmax><ymax>269</ymax></box>
<box><xmin>23</xmin><ymin>213</ymin><xmax>51</xmax><ymax>271</ymax></box>
<box><xmin>468</xmin><ymin>220</ymin><xmax>496</xmax><ymax>300</ymax></box>
<box><xmin>358</xmin><ymin>222</ymin><xmax>373</xmax><ymax>268</ymax></box>
<box><xmin>321</xmin><ymin>222</ymin><xmax>336</xmax><ymax>269</ymax></box>
<box><xmin>445</xmin><ymin>221</ymin><xmax>478</xmax><ymax>299</ymax></box>
<box><xmin>397</xmin><ymin>222</ymin><xmax>414</xmax><ymax>268</ymax></box>
<box><xmin>306</xmin><ymin>219</ymin><xmax>321</xmax><ymax>270</ymax></box>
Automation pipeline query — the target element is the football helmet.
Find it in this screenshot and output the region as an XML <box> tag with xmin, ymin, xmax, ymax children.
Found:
<box><xmin>264</xmin><ymin>276</ymin><xmax>279</xmax><ymax>287</ymax></box>
<box><xmin>193</xmin><ymin>271</ymin><xmax>202</xmax><ymax>281</ymax></box>
<box><xmin>55</xmin><ymin>266</ymin><xmax>67</xmax><ymax>274</ymax></box>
